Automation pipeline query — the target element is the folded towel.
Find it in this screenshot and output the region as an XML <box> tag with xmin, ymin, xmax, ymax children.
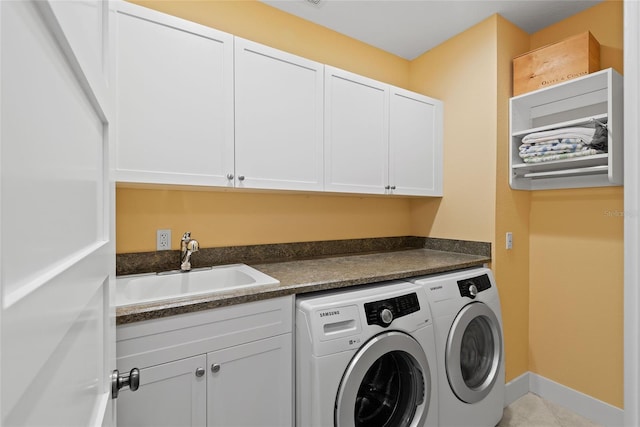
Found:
<box><xmin>522</xmin><ymin>149</ymin><xmax>604</xmax><ymax>163</ymax></box>
<box><xmin>519</xmin><ymin>140</ymin><xmax>585</xmax><ymax>155</ymax></box>
<box><xmin>521</xmin><ymin>126</ymin><xmax>596</xmax><ymax>145</ymax></box>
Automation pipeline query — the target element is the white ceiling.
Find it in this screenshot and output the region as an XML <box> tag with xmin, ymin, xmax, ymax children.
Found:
<box><xmin>260</xmin><ymin>0</ymin><xmax>604</xmax><ymax>60</ymax></box>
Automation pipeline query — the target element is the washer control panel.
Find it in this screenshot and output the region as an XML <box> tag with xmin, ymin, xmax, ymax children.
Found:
<box><xmin>364</xmin><ymin>293</ymin><xmax>420</xmax><ymax>327</ymax></box>
<box><xmin>457</xmin><ymin>274</ymin><xmax>492</xmax><ymax>299</ymax></box>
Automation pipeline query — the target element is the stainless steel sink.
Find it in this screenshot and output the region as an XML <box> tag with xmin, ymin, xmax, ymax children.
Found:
<box><xmin>116</xmin><ymin>264</ymin><xmax>280</xmax><ymax>307</ymax></box>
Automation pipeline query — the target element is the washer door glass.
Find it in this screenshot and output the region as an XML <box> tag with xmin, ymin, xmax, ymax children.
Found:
<box><xmin>446</xmin><ymin>302</ymin><xmax>502</xmax><ymax>404</ymax></box>
<box><xmin>335</xmin><ymin>331</ymin><xmax>431</xmax><ymax>427</ymax></box>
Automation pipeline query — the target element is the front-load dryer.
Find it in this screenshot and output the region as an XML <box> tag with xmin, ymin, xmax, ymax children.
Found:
<box><xmin>410</xmin><ymin>268</ymin><xmax>504</xmax><ymax>427</ymax></box>
<box><xmin>296</xmin><ymin>280</ymin><xmax>438</xmax><ymax>427</ymax></box>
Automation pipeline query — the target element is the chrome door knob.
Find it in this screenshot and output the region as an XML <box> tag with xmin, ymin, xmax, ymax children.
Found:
<box><xmin>238</xmin><ymin>175</ymin><xmax>245</xmax><ymax>181</ymax></box>
<box><xmin>111</xmin><ymin>368</ymin><xmax>140</xmax><ymax>399</ymax></box>
<box><xmin>226</xmin><ymin>173</ymin><xmax>234</xmax><ymax>180</ymax></box>
<box><xmin>211</xmin><ymin>363</ymin><xmax>221</xmax><ymax>373</ymax></box>
<box><xmin>195</xmin><ymin>367</ymin><xmax>205</xmax><ymax>377</ymax></box>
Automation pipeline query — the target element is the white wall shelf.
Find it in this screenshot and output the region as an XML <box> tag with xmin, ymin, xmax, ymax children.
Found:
<box><xmin>509</xmin><ymin>68</ymin><xmax>623</xmax><ymax>190</ymax></box>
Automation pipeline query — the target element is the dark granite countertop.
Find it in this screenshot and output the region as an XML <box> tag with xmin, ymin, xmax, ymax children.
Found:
<box><xmin>116</xmin><ymin>247</ymin><xmax>490</xmax><ymax>325</ymax></box>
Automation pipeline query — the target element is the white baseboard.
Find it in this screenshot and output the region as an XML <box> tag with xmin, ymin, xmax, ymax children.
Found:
<box><xmin>504</xmin><ymin>371</ymin><xmax>530</xmax><ymax>407</ymax></box>
<box><xmin>526</xmin><ymin>372</ymin><xmax>624</xmax><ymax>427</ymax></box>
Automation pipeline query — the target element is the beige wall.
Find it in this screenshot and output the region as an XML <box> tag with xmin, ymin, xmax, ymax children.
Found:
<box><xmin>408</xmin><ymin>17</ymin><xmax>498</xmax><ymax>244</ymax></box>
<box><xmin>494</xmin><ymin>16</ymin><xmax>532</xmax><ymax>383</ymax></box>
<box><xmin>527</xmin><ymin>0</ymin><xmax>624</xmax><ymax>408</ymax></box>
<box><xmin>408</xmin><ymin>15</ymin><xmax>532</xmax><ymax>384</ymax></box>
<box><xmin>117</xmin><ymin>188</ymin><xmax>413</xmax><ymax>251</ymax></box>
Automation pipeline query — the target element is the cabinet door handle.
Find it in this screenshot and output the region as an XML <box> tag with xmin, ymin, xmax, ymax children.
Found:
<box><xmin>385</xmin><ymin>185</ymin><xmax>391</xmax><ymax>190</ymax></box>
<box><xmin>211</xmin><ymin>363</ymin><xmax>221</xmax><ymax>373</ymax></box>
<box><xmin>226</xmin><ymin>173</ymin><xmax>234</xmax><ymax>180</ymax></box>
<box><xmin>238</xmin><ymin>175</ymin><xmax>245</xmax><ymax>181</ymax></box>
<box><xmin>390</xmin><ymin>186</ymin><xmax>396</xmax><ymax>190</ymax></box>
<box><xmin>195</xmin><ymin>367</ymin><xmax>205</xmax><ymax>377</ymax></box>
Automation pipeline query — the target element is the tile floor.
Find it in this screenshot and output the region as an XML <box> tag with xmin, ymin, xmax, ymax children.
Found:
<box><xmin>497</xmin><ymin>393</ymin><xmax>602</xmax><ymax>427</ymax></box>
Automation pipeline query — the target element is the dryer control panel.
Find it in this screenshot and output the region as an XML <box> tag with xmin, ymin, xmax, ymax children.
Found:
<box><xmin>364</xmin><ymin>293</ymin><xmax>420</xmax><ymax>327</ymax></box>
<box><xmin>457</xmin><ymin>274</ymin><xmax>492</xmax><ymax>299</ymax></box>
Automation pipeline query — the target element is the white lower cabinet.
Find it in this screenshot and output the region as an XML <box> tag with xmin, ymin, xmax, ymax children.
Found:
<box><xmin>207</xmin><ymin>334</ymin><xmax>292</xmax><ymax>427</ymax></box>
<box><xmin>116</xmin><ymin>296</ymin><xmax>293</xmax><ymax>427</ymax></box>
<box><xmin>118</xmin><ymin>355</ymin><xmax>207</xmax><ymax>427</ymax></box>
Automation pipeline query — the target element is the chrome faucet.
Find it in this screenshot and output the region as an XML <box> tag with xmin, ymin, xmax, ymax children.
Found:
<box><xmin>180</xmin><ymin>232</ymin><xmax>199</xmax><ymax>272</ymax></box>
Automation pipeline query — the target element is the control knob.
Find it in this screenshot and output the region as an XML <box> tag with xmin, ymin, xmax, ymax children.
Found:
<box><xmin>379</xmin><ymin>307</ymin><xmax>394</xmax><ymax>326</ymax></box>
<box><xmin>468</xmin><ymin>283</ymin><xmax>478</xmax><ymax>298</ymax></box>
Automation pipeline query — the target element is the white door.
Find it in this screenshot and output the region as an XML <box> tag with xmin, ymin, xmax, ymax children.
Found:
<box><xmin>207</xmin><ymin>334</ymin><xmax>293</xmax><ymax>427</ymax></box>
<box><xmin>1</xmin><ymin>1</ymin><xmax>115</xmax><ymax>426</ymax></box>
<box><xmin>389</xmin><ymin>87</ymin><xmax>443</xmax><ymax>196</ymax></box>
<box><xmin>324</xmin><ymin>66</ymin><xmax>389</xmax><ymax>195</ymax></box>
<box><xmin>114</xmin><ymin>1</ymin><xmax>234</xmax><ymax>187</ymax></box>
<box><xmin>234</xmin><ymin>38</ymin><xmax>324</xmax><ymax>191</ymax></box>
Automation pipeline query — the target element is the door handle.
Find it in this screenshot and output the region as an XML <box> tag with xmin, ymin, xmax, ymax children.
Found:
<box><xmin>111</xmin><ymin>368</ymin><xmax>140</xmax><ymax>399</ymax></box>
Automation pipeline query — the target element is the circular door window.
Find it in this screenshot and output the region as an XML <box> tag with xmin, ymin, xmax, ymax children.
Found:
<box><xmin>335</xmin><ymin>331</ymin><xmax>431</xmax><ymax>427</ymax></box>
<box><xmin>445</xmin><ymin>302</ymin><xmax>502</xmax><ymax>404</ymax></box>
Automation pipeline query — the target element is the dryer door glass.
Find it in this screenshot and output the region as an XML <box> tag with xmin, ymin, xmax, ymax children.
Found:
<box><xmin>446</xmin><ymin>302</ymin><xmax>502</xmax><ymax>404</ymax></box>
<box><xmin>460</xmin><ymin>316</ymin><xmax>493</xmax><ymax>388</ymax></box>
<box><xmin>335</xmin><ymin>331</ymin><xmax>431</xmax><ymax>427</ymax></box>
<box><xmin>354</xmin><ymin>351</ymin><xmax>423</xmax><ymax>426</ymax></box>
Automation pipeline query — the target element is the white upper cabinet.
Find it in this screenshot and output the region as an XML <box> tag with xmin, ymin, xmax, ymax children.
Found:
<box><xmin>324</xmin><ymin>66</ymin><xmax>443</xmax><ymax>196</ymax></box>
<box><xmin>113</xmin><ymin>5</ymin><xmax>443</xmax><ymax>196</ymax></box>
<box><xmin>324</xmin><ymin>66</ymin><xmax>390</xmax><ymax>194</ymax></box>
<box><xmin>389</xmin><ymin>87</ymin><xmax>443</xmax><ymax>196</ymax></box>
<box><xmin>115</xmin><ymin>2</ymin><xmax>234</xmax><ymax>186</ymax></box>
<box><xmin>234</xmin><ymin>38</ymin><xmax>324</xmax><ymax>191</ymax></box>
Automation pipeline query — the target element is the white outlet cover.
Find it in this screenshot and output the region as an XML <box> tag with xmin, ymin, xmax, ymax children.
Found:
<box><xmin>157</xmin><ymin>229</ymin><xmax>171</xmax><ymax>251</ymax></box>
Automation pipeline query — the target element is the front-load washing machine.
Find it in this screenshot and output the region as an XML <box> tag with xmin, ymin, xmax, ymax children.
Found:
<box><xmin>410</xmin><ymin>267</ymin><xmax>504</xmax><ymax>427</ymax></box>
<box><xmin>296</xmin><ymin>280</ymin><xmax>438</xmax><ymax>427</ymax></box>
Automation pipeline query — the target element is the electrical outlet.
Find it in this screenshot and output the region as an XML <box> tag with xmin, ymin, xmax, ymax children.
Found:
<box><xmin>157</xmin><ymin>229</ymin><xmax>171</xmax><ymax>251</ymax></box>
<box><xmin>506</xmin><ymin>232</ymin><xmax>513</xmax><ymax>250</ymax></box>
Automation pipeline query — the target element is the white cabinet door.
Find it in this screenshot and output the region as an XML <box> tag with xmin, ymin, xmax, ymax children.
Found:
<box><xmin>118</xmin><ymin>355</ymin><xmax>207</xmax><ymax>427</ymax></box>
<box><xmin>207</xmin><ymin>334</ymin><xmax>293</xmax><ymax>427</ymax></box>
<box><xmin>324</xmin><ymin>66</ymin><xmax>390</xmax><ymax>194</ymax></box>
<box><xmin>1</xmin><ymin>1</ymin><xmax>115</xmax><ymax>426</ymax></box>
<box><xmin>115</xmin><ymin>2</ymin><xmax>234</xmax><ymax>187</ymax></box>
<box><xmin>235</xmin><ymin>38</ymin><xmax>324</xmax><ymax>191</ymax></box>
<box><xmin>389</xmin><ymin>87</ymin><xmax>443</xmax><ymax>196</ymax></box>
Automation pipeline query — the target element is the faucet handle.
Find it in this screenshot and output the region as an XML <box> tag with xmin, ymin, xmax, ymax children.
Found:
<box><xmin>182</xmin><ymin>232</ymin><xmax>191</xmax><ymax>241</ymax></box>
<box><xmin>187</xmin><ymin>240</ymin><xmax>199</xmax><ymax>252</ymax></box>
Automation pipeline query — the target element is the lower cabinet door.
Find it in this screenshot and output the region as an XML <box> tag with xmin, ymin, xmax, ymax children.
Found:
<box><xmin>207</xmin><ymin>334</ymin><xmax>293</xmax><ymax>427</ymax></box>
<box><xmin>117</xmin><ymin>354</ymin><xmax>207</xmax><ymax>427</ymax></box>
